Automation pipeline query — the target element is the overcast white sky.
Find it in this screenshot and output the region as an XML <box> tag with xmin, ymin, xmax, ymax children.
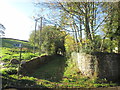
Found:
<box><xmin>0</xmin><ymin>0</ymin><xmax>37</xmax><ymax>40</ymax></box>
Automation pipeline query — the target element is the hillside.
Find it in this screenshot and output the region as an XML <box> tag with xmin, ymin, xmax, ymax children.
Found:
<box><xmin>1</xmin><ymin>38</ymin><xmax>32</xmax><ymax>48</ymax></box>
<box><xmin>28</xmin><ymin>55</ymin><xmax>67</xmax><ymax>82</ymax></box>
<box><xmin>0</xmin><ymin>38</ymin><xmax>36</xmax><ymax>62</ymax></box>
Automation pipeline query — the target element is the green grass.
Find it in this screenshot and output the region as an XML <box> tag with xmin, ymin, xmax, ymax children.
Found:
<box><xmin>0</xmin><ymin>47</ymin><xmax>39</xmax><ymax>62</ymax></box>
<box><xmin>0</xmin><ymin>38</ymin><xmax>34</xmax><ymax>60</ymax></box>
<box><xmin>0</xmin><ymin>38</ymin><xmax>41</xmax><ymax>63</ymax></box>
<box><xmin>1</xmin><ymin>51</ymin><xmax>119</xmax><ymax>89</ymax></box>
<box><xmin>29</xmin><ymin>55</ymin><xmax>67</xmax><ymax>82</ymax></box>
<box><xmin>17</xmin><ymin>55</ymin><xmax>120</xmax><ymax>88</ymax></box>
<box><xmin>1</xmin><ymin>54</ymin><xmax>118</xmax><ymax>89</ymax></box>
<box><xmin>0</xmin><ymin>67</ymin><xmax>17</xmax><ymax>75</ymax></box>
<box><xmin>1</xmin><ymin>38</ymin><xmax>32</xmax><ymax>48</ymax></box>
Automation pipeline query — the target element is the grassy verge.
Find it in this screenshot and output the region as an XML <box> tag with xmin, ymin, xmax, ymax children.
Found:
<box><xmin>0</xmin><ymin>47</ymin><xmax>40</xmax><ymax>63</ymax></box>
<box><xmin>1</xmin><ymin>55</ymin><xmax>118</xmax><ymax>89</ymax></box>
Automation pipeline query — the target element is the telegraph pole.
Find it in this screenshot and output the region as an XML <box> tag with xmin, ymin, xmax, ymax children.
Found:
<box><xmin>39</xmin><ymin>17</ymin><xmax>42</xmax><ymax>55</ymax></box>
<box><xmin>33</xmin><ymin>17</ymin><xmax>41</xmax><ymax>54</ymax></box>
<box><xmin>33</xmin><ymin>20</ymin><xmax>37</xmax><ymax>54</ymax></box>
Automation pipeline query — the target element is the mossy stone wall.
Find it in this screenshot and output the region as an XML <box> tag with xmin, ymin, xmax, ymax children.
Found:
<box><xmin>72</xmin><ymin>52</ymin><xmax>120</xmax><ymax>82</ymax></box>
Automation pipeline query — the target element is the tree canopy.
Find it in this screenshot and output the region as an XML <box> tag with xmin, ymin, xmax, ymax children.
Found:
<box><xmin>29</xmin><ymin>25</ymin><xmax>66</xmax><ymax>55</ymax></box>
<box><xmin>30</xmin><ymin>1</ymin><xmax>120</xmax><ymax>54</ymax></box>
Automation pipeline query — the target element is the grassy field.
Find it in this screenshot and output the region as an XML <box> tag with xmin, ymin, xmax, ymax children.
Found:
<box><xmin>0</xmin><ymin>38</ymin><xmax>39</xmax><ymax>62</ymax></box>
<box><xmin>1</xmin><ymin>38</ymin><xmax>32</xmax><ymax>48</ymax></box>
<box><xmin>1</xmin><ymin>38</ymin><xmax>119</xmax><ymax>89</ymax></box>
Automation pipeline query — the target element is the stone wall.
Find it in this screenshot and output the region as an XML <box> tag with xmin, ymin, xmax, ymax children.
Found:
<box><xmin>76</xmin><ymin>53</ymin><xmax>97</xmax><ymax>77</ymax></box>
<box><xmin>72</xmin><ymin>52</ymin><xmax>120</xmax><ymax>82</ymax></box>
<box><xmin>19</xmin><ymin>55</ymin><xmax>53</xmax><ymax>75</ymax></box>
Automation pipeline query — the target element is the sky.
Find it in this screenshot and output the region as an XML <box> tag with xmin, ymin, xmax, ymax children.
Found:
<box><xmin>0</xmin><ymin>0</ymin><xmax>38</xmax><ymax>40</ymax></box>
<box><xmin>1</xmin><ymin>0</ymin><xmax>117</xmax><ymax>41</ymax></box>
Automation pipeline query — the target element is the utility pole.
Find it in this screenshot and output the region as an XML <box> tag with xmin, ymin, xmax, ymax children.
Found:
<box><xmin>39</xmin><ymin>17</ymin><xmax>43</xmax><ymax>55</ymax></box>
<box><xmin>33</xmin><ymin>17</ymin><xmax>41</xmax><ymax>54</ymax></box>
<box><xmin>33</xmin><ymin>20</ymin><xmax>37</xmax><ymax>54</ymax></box>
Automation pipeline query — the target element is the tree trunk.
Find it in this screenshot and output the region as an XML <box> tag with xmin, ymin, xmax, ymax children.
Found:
<box><xmin>84</xmin><ymin>3</ymin><xmax>92</xmax><ymax>41</ymax></box>
<box><xmin>118</xmin><ymin>1</ymin><xmax>120</xmax><ymax>53</ymax></box>
<box><xmin>79</xmin><ymin>17</ymin><xmax>82</xmax><ymax>43</ymax></box>
<box><xmin>91</xmin><ymin>2</ymin><xmax>95</xmax><ymax>40</ymax></box>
